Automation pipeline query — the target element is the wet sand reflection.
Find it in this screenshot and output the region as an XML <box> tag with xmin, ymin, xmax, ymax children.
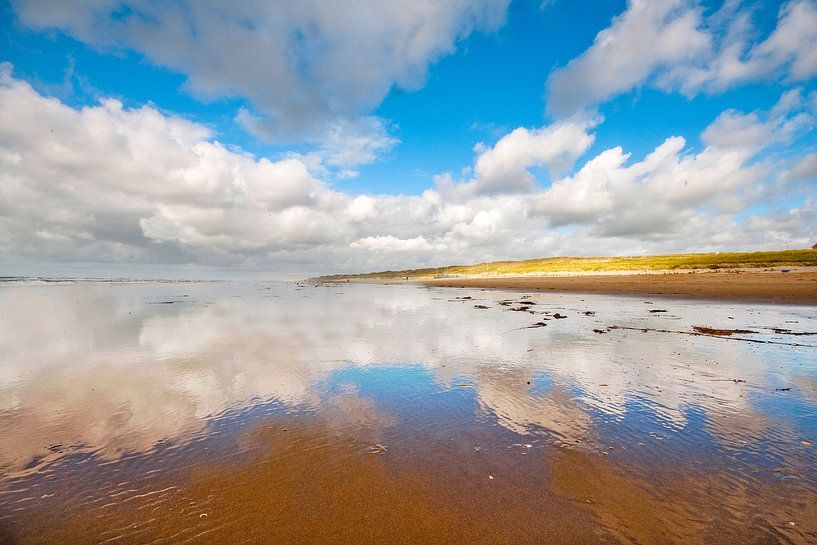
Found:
<box><xmin>1</xmin><ymin>281</ymin><xmax>815</xmax><ymax>543</ymax></box>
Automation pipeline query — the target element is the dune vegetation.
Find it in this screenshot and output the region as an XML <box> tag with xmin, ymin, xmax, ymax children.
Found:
<box><xmin>313</xmin><ymin>249</ymin><xmax>817</xmax><ymax>281</ymax></box>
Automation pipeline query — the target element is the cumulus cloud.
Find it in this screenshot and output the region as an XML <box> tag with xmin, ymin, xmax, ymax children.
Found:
<box><xmin>12</xmin><ymin>0</ymin><xmax>509</xmax><ymax>165</ymax></box>
<box><xmin>455</xmin><ymin>119</ymin><xmax>598</xmax><ymax>195</ymax></box>
<box><xmin>534</xmin><ymin>90</ymin><xmax>817</xmax><ymax>236</ymax></box>
<box><xmin>702</xmin><ymin>89</ymin><xmax>817</xmax><ymax>151</ymax></box>
<box><xmin>547</xmin><ymin>0</ymin><xmax>817</xmax><ymax>116</ymax></box>
<box><xmin>351</xmin><ymin>235</ymin><xmax>433</xmax><ymax>253</ymax></box>
<box><xmin>1</xmin><ymin>65</ymin><xmax>816</xmax><ymax>278</ymax></box>
<box><xmin>0</xmin><ymin>64</ymin><xmax>337</xmax><ymax>264</ymax></box>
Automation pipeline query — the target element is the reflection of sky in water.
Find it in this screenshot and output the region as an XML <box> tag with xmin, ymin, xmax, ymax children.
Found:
<box><xmin>1</xmin><ymin>280</ymin><xmax>815</xmax><ymax>481</ymax></box>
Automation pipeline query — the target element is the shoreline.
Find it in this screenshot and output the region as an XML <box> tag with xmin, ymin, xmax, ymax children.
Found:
<box><xmin>336</xmin><ymin>267</ymin><xmax>817</xmax><ymax>304</ymax></box>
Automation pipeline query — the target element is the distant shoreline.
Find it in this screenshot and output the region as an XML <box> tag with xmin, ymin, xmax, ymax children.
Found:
<box><xmin>330</xmin><ymin>267</ymin><xmax>817</xmax><ymax>304</ymax></box>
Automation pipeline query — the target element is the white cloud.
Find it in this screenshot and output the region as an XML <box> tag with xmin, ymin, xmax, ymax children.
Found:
<box><xmin>785</xmin><ymin>153</ymin><xmax>817</xmax><ymax>181</ymax></box>
<box><xmin>0</xmin><ymin>65</ymin><xmax>335</xmax><ymax>262</ymax></box>
<box><xmin>12</xmin><ymin>0</ymin><xmax>509</xmax><ymax>164</ymax></box>
<box><xmin>243</xmin><ymin>112</ymin><xmax>399</xmax><ymax>175</ymax></box>
<box><xmin>469</xmin><ymin>120</ymin><xmax>597</xmax><ymax>194</ymax></box>
<box><xmin>534</xmin><ymin>92</ymin><xmax>817</xmax><ymax>236</ymax></box>
<box><xmin>749</xmin><ymin>0</ymin><xmax>817</xmax><ymax>81</ymax></box>
<box><xmin>437</xmin><ymin>118</ymin><xmax>597</xmax><ymax>196</ymax></box>
<box><xmin>351</xmin><ymin>235</ymin><xmax>433</xmax><ymax>252</ymax></box>
<box><xmin>532</xmin><ymin>136</ymin><xmax>764</xmax><ymax>236</ymax></box>
<box><xmin>546</xmin><ymin>0</ymin><xmax>710</xmax><ymax>116</ymax></box>
<box><xmin>702</xmin><ymin>89</ymin><xmax>817</xmax><ymax>151</ymax></box>
<box><xmin>547</xmin><ymin>0</ymin><xmax>817</xmax><ymax>116</ymax></box>
<box><xmin>1</xmin><ymin>65</ymin><xmax>816</xmax><ymax>278</ymax></box>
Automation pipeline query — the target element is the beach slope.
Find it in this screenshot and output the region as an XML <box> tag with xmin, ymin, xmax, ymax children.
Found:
<box><xmin>420</xmin><ymin>269</ymin><xmax>817</xmax><ymax>304</ymax></box>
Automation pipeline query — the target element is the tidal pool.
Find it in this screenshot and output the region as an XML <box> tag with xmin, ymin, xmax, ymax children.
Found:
<box><xmin>0</xmin><ymin>280</ymin><xmax>815</xmax><ymax>544</ymax></box>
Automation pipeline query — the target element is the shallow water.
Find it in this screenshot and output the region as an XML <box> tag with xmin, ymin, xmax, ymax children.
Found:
<box><xmin>0</xmin><ymin>280</ymin><xmax>815</xmax><ymax>544</ymax></box>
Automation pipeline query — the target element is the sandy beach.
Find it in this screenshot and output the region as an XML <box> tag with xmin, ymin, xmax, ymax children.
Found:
<box><xmin>418</xmin><ymin>268</ymin><xmax>817</xmax><ymax>304</ymax></box>
<box><xmin>2</xmin><ymin>280</ymin><xmax>816</xmax><ymax>544</ymax></box>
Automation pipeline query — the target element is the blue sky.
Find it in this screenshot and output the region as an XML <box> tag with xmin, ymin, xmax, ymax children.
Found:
<box><xmin>0</xmin><ymin>0</ymin><xmax>816</xmax><ymax>277</ymax></box>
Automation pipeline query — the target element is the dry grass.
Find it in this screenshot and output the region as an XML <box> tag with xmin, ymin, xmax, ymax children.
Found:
<box><xmin>312</xmin><ymin>249</ymin><xmax>817</xmax><ymax>281</ymax></box>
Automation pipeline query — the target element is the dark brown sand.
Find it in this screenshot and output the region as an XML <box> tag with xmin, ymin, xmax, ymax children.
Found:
<box><xmin>421</xmin><ymin>269</ymin><xmax>817</xmax><ymax>304</ymax></box>
<box><xmin>5</xmin><ymin>419</ymin><xmax>605</xmax><ymax>545</ymax></box>
<box><xmin>8</xmin><ymin>418</ymin><xmax>816</xmax><ymax>545</ymax></box>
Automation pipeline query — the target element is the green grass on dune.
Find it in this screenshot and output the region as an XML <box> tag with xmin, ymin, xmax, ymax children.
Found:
<box><xmin>312</xmin><ymin>249</ymin><xmax>817</xmax><ymax>281</ymax></box>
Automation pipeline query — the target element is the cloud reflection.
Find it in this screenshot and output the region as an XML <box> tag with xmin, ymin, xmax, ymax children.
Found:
<box><xmin>0</xmin><ymin>281</ymin><xmax>814</xmax><ymax>473</ymax></box>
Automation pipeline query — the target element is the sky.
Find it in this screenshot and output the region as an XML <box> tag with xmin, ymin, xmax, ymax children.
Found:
<box><xmin>1</xmin><ymin>0</ymin><xmax>816</xmax><ymax>279</ymax></box>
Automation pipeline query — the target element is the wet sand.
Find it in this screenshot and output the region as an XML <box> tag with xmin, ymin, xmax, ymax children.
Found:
<box><xmin>1</xmin><ymin>280</ymin><xmax>816</xmax><ymax>544</ymax></box>
<box><xmin>8</xmin><ymin>416</ymin><xmax>816</xmax><ymax>545</ymax></box>
<box><xmin>421</xmin><ymin>268</ymin><xmax>817</xmax><ymax>304</ymax></box>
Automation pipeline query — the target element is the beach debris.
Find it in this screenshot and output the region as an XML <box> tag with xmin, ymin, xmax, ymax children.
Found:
<box><xmin>457</xmin><ymin>383</ymin><xmax>474</xmax><ymax>388</ymax></box>
<box><xmin>367</xmin><ymin>444</ymin><xmax>388</xmax><ymax>454</ymax></box>
<box><xmin>456</xmin><ymin>296</ymin><xmax>473</xmax><ymax>300</ymax></box>
<box><xmin>692</xmin><ymin>326</ymin><xmax>756</xmax><ymax>336</ymax></box>
<box><xmin>607</xmin><ymin>325</ymin><xmax>817</xmax><ymax>347</ymax></box>
<box><xmin>593</xmin><ymin>328</ymin><xmax>608</xmax><ymax>334</ymax></box>
<box><xmin>553</xmin><ymin>313</ymin><xmax>567</xmax><ymax>319</ymax></box>
<box><xmin>803</xmin><ymin>440</ymin><xmax>811</xmax><ymax>446</ymax></box>
<box><xmin>769</xmin><ymin>328</ymin><xmax>817</xmax><ymax>336</ymax></box>
<box><xmin>488</xmin><ymin>475</ymin><xmax>494</xmax><ymax>480</ymax></box>
<box><xmin>649</xmin><ymin>309</ymin><xmax>668</xmax><ymax>313</ymax></box>
<box><xmin>199</xmin><ymin>513</ymin><xmax>208</xmax><ymax>518</ymax></box>
<box><xmin>474</xmin><ymin>304</ymin><xmax>490</xmax><ymax>309</ymax></box>
<box><xmin>501</xmin><ymin>320</ymin><xmax>550</xmax><ymax>335</ymax></box>
<box><xmin>775</xmin><ymin>387</ymin><xmax>791</xmax><ymax>392</ymax></box>
<box><xmin>583</xmin><ymin>311</ymin><xmax>596</xmax><ymax>316</ymax></box>
<box><xmin>499</xmin><ymin>300</ymin><xmax>538</xmax><ymax>308</ymax></box>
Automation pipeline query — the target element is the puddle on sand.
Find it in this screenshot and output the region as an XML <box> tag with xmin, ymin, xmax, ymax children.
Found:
<box><xmin>0</xmin><ymin>280</ymin><xmax>816</xmax><ymax>544</ymax></box>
